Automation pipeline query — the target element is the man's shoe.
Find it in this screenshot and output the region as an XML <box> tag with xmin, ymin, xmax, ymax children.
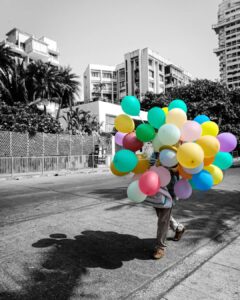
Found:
<box><xmin>173</xmin><ymin>227</ymin><xmax>185</xmax><ymax>241</ymax></box>
<box><xmin>153</xmin><ymin>247</ymin><xmax>165</xmax><ymax>259</ymax></box>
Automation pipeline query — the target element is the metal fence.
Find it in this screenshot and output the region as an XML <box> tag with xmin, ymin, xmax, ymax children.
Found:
<box><xmin>0</xmin><ymin>131</ymin><xmax>113</xmax><ymax>176</ymax></box>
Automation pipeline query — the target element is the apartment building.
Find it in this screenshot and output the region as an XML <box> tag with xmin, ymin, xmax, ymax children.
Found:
<box><xmin>213</xmin><ymin>0</ymin><xmax>240</xmax><ymax>89</ymax></box>
<box><xmin>0</xmin><ymin>28</ymin><xmax>59</xmax><ymax>65</ymax></box>
<box><xmin>83</xmin><ymin>47</ymin><xmax>192</xmax><ymax>103</ymax></box>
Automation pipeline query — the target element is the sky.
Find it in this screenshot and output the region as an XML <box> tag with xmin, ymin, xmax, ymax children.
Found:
<box><xmin>0</xmin><ymin>0</ymin><xmax>221</xmax><ymax>91</ymax></box>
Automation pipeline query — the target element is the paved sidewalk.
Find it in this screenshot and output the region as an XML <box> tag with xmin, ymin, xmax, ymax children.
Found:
<box><xmin>162</xmin><ymin>236</ymin><xmax>240</xmax><ymax>300</ymax></box>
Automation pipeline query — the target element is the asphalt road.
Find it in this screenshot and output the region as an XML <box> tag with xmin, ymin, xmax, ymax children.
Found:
<box><xmin>0</xmin><ymin>169</ymin><xmax>240</xmax><ymax>299</ymax></box>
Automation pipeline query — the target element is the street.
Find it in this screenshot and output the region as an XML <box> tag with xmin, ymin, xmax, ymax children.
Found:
<box><xmin>0</xmin><ymin>169</ymin><xmax>240</xmax><ymax>299</ymax></box>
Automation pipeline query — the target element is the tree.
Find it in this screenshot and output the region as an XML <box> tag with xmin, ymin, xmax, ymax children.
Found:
<box><xmin>0</xmin><ymin>44</ymin><xmax>15</xmax><ymax>75</ymax></box>
<box><xmin>26</xmin><ymin>61</ymin><xmax>60</xmax><ymax>113</ymax></box>
<box><xmin>55</xmin><ymin>66</ymin><xmax>80</xmax><ymax>119</ymax></box>
<box><xmin>141</xmin><ymin>79</ymin><xmax>240</xmax><ymax>144</ymax></box>
<box><xmin>92</xmin><ymin>82</ymin><xmax>106</xmax><ymax>101</ymax></box>
<box><xmin>0</xmin><ymin>62</ymin><xmax>28</xmax><ymax>105</ymax></box>
<box><xmin>0</xmin><ymin>101</ymin><xmax>63</xmax><ymax>135</ymax></box>
<box><xmin>62</xmin><ymin>107</ymin><xmax>102</xmax><ymax>135</ymax></box>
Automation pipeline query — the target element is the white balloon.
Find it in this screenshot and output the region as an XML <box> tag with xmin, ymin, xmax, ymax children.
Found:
<box><xmin>157</xmin><ymin>124</ymin><xmax>180</xmax><ymax>146</ymax></box>
<box><xmin>159</xmin><ymin>149</ymin><xmax>178</xmax><ymax>167</ymax></box>
<box><xmin>127</xmin><ymin>180</ymin><xmax>147</xmax><ymax>202</ymax></box>
<box><xmin>183</xmin><ymin>162</ymin><xmax>204</xmax><ymax>174</ymax></box>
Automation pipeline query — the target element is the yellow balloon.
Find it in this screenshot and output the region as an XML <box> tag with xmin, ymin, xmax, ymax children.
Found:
<box><xmin>204</xmin><ymin>165</ymin><xmax>223</xmax><ymax>185</ymax></box>
<box><xmin>201</xmin><ymin>121</ymin><xmax>219</xmax><ymax>136</ymax></box>
<box><xmin>196</xmin><ymin>135</ymin><xmax>220</xmax><ymax>158</ymax></box>
<box><xmin>166</xmin><ymin>108</ymin><xmax>187</xmax><ymax>129</ymax></box>
<box><xmin>133</xmin><ymin>154</ymin><xmax>150</xmax><ymax>174</ymax></box>
<box><xmin>110</xmin><ymin>162</ymin><xmax>129</xmax><ymax>176</ymax></box>
<box><xmin>114</xmin><ymin>114</ymin><xmax>135</xmax><ymax>133</ymax></box>
<box><xmin>177</xmin><ymin>143</ymin><xmax>204</xmax><ymax>168</ymax></box>
<box><xmin>162</xmin><ymin>107</ymin><xmax>168</xmax><ymax>115</ymax></box>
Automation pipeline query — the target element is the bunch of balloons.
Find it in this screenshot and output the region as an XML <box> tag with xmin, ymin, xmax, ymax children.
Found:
<box><xmin>111</xmin><ymin>95</ymin><xmax>238</xmax><ymax>203</ymax></box>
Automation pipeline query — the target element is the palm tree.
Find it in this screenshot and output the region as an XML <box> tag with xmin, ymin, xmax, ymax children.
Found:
<box><xmin>0</xmin><ymin>44</ymin><xmax>15</xmax><ymax>75</ymax></box>
<box><xmin>0</xmin><ymin>62</ymin><xmax>28</xmax><ymax>105</ymax></box>
<box><xmin>26</xmin><ymin>61</ymin><xmax>60</xmax><ymax>113</ymax></box>
<box><xmin>93</xmin><ymin>82</ymin><xmax>106</xmax><ymax>101</ymax></box>
<box><xmin>55</xmin><ymin>66</ymin><xmax>80</xmax><ymax>119</ymax></box>
<box><xmin>62</xmin><ymin>107</ymin><xmax>102</xmax><ymax>135</ymax></box>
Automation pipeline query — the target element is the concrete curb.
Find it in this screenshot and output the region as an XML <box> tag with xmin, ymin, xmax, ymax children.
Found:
<box><xmin>0</xmin><ymin>168</ymin><xmax>111</xmax><ymax>181</ymax></box>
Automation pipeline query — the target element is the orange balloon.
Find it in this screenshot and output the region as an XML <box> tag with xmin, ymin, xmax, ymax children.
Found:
<box><xmin>110</xmin><ymin>162</ymin><xmax>129</xmax><ymax>176</ymax></box>
<box><xmin>204</xmin><ymin>156</ymin><xmax>215</xmax><ymax>166</ymax></box>
<box><xmin>178</xmin><ymin>164</ymin><xmax>192</xmax><ymax>180</ymax></box>
<box><xmin>133</xmin><ymin>154</ymin><xmax>150</xmax><ymax>174</ymax></box>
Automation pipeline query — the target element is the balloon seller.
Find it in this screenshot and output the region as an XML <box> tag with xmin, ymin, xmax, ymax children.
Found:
<box><xmin>111</xmin><ymin>96</ymin><xmax>237</xmax><ymax>259</ymax></box>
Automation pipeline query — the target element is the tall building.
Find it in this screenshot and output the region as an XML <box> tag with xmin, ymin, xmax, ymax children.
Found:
<box><xmin>0</xmin><ymin>28</ymin><xmax>59</xmax><ymax>65</ymax></box>
<box><xmin>213</xmin><ymin>0</ymin><xmax>240</xmax><ymax>89</ymax></box>
<box><xmin>83</xmin><ymin>47</ymin><xmax>192</xmax><ymax>103</ymax></box>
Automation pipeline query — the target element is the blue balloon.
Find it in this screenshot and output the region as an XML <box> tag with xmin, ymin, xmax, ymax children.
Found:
<box><xmin>192</xmin><ymin>170</ymin><xmax>213</xmax><ymax>191</ymax></box>
<box><xmin>194</xmin><ymin>115</ymin><xmax>210</xmax><ymax>124</ymax></box>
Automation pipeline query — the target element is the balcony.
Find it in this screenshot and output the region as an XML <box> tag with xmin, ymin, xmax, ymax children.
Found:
<box><xmin>213</xmin><ymin>47</ymin><xmax>225</xmax><ymax>54</ymax></box>
<box><xmin>25</xmin><ymin>38</ymin><xmax>49</xmax><ymax>62</ymax></box>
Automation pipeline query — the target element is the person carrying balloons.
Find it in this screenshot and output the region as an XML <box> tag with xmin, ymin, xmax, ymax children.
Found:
<box><xmin>111</xmin><ymin>95</ymin><xmax>237</xmax><ymax>259</ymax></box>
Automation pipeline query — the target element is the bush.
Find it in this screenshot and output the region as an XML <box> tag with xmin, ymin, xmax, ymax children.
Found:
<box><xmin>0</xmin><ymin>101</ymin><xmax>63</xmax><ymax>135</ymax></box>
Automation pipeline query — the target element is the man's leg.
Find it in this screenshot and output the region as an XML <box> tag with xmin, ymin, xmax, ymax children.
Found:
<box><xmin>153</xmin><ymin>208</ymin><xmax>172</xmax><ymax>259</ymax></box>
<box><xmin>170</xmin><ymin>215</ymin><xmax>185</xmax><ymax>241</ymax></box>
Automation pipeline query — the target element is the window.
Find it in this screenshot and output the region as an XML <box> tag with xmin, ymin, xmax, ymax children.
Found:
<box><xmin>159</xmin><ymin>64</ymin><xmax>162</xmax><ymax>72</ymax></box>
<box><xmin>113</xmin><ymin>72</ymin><xmax>116</xmax><ymax>79</ymax></box>
<box><xmin>120</xmin><ymin>81</ymin><xmax>125</xmax><ymax>88</ymax></box>
<box><xmin>159</xmin><ymin>74</ymin><xmax>164</xmax><ymax>82</ymax></box>
<box><xmin>103</xmin><ymin>72</ymin><xmax>112</xmax><ymax>79</ymax></box>
<box><xmin>149</xmin><ymin>82</ymin><xmax>154</xmax><ymax>88</ymax></box>
<box><xmin>149</xmin><ymin>59</ymin><xmax>153</xmax><ymax>66</ymax></box>
<box><xmin>149</xmin><ymin>70</ymin><xmax>154</xmax><ymax>78</ymax></box>
<box><xmin>91</xmin><ymin>71</ymin><xmax>100</xmax><ymax>77</ymax></box>
<box><xmin>105</xmin><ymin>115</ymin><xmax>115</xmax><ymax>132</ymax></box>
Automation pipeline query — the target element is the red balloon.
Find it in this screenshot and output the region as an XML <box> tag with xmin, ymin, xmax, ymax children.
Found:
<box><xmin>139</xmin><ymin>171</ymin><xmax>161</xmax><ymax>196</ymax></box>
<box><xmin>123</xmin><ymin>132</ymin><xmax>143</xmax><ymax>152</ymax></box>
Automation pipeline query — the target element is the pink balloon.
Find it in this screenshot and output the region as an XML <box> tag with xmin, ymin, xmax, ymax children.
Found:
<box><xmin>139</xmin><ymin>171</ymin><xmax>161</xmax><ymax>196</ymax></box>
<box><xmin>150</xmin><ymin>166</ymin><xmax>171</xmax><ymax>187</ymax></box>
<box><xmin>217</xmin><ymin>133</ymin><xmax>237</xmax><ymax>152</ymax></box>
<box><xmin>174</xmin><ymin>179</ymin><xmax>192</xmax><ymax>199</ymax></box>
<box><xmin>115</xmin><ymin>132</ymin><xmax>127</xmax><ymax>146</ymax></box>
<box><xmin>181</xmin><ymin>121</ymin><xmax>202</xmax><ymax>142</ymax></box>
<box><xmin>123</xmin><ymin>132</ymin><xmax>143</xmax><ymax>152</ymax></box>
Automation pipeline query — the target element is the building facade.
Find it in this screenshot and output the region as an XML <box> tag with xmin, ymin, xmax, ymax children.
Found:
<box><xmin>0</xmin><ymin>28</ymin><xmax>59</xmax><ymax>65</ymax></box>
<box><xmin>83</xmin><ymin>47</ymin><xmax>192</xmax><ymax>103</ymax></box>
<box><xmin>213</xmin><ymin>0</ymin><xmax>240</xmax><ymax>89</ymax></box>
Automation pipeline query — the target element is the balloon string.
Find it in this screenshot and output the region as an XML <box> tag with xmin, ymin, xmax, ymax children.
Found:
<box><xmin>139</xmin><ymin>114</ymin><xmax>145</xmax><ymax>124</ymax></box>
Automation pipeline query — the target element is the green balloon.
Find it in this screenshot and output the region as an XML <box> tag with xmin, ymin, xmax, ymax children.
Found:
<box><xmin>113</xmin><ymin>149</ymin><xmax>138</xmax><ymax>172</ymax></box>
<box><xmin>147</xmin><ymin>107</ymin><xmax>166</xmax><ymax>129</ymax></box>
<box><xmin>213</xmin><ymin>152</ymin><xmax>233</xmax><ymax>170</ymax></box>
<box><xmin>121</xmin><ymin>96</ymin><xmax>140</xmax><ymax>116</ymax></box>
<box><xmin>169</xmin><ymin>99</ymin><xmax>187</xmax><ymax>113</ymax></box>
<box><xmin>136</xmin><ymin>123</ymin><xmax>156</xmax><ymax>142</ymax></box>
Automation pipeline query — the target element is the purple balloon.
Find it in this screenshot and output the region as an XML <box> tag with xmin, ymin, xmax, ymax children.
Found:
<box><xmin>174</xmin><ymin>179</ymin><xmax>192</xmax><ymax>199</ymax></box>
<box><xmin>217</xmin><ymin>133</ymin><xmax>237</xmax><ymax>152</ymax></box>
<box><xmin>115</xmin><ymin>132</ymin><xmax>127</xmax><ymax>146</ymax></box>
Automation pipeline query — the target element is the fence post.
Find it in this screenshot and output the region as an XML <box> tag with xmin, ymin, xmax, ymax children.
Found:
<box><xmin>10</xmin><ymin>132</ymin><xmax>13</xmax><ymax>176</ymax></box>
<box><xmin>42</xmin><ymin>133</ymin><xmax>45</xmax><ymax>174</ymax></box>
<box><xmin>57</xmin><ymin>134</ymin><xmax>59</xmax><ymax>173</ymax></box>
<box><xmin>26</xmin><ymin>132</ymin><xmax>29</xmax><ymax>173</ymax></box>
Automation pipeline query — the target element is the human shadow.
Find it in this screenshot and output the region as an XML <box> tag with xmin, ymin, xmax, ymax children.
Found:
<box><xmin>0</xmin><ymin>231</ymin><xmax>155</xmax><ymax>300</ymax></box>
<box><xmin>103</xmin><ymin>188</ymin><xmax>240</xmax><ymax>244</ymax></box>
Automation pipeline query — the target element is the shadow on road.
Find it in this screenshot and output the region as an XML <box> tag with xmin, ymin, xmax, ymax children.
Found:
<box><xmin>102</xmin><ymin>187</ymin><xmax>240</xmax><ymax>243</ymax></box>
<box><xmin>0</xmin><ymin>231</ymin><xmax>155</xmax><ymax>300</ymax></box>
